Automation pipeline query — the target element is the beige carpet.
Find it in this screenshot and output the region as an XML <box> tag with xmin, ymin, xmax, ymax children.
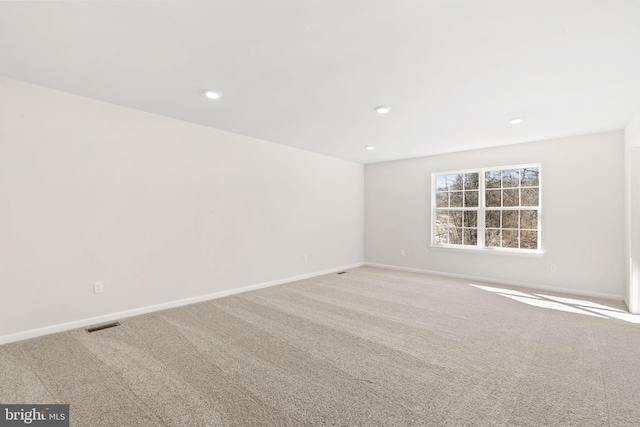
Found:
<box><xmin>1</xmin><ymin>266</ymin><xmax>640</xmax><ymax>426</ymax></box>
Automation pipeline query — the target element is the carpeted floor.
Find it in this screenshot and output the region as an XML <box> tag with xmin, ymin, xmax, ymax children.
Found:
<box><xmin>1</xmin><ymin>266</ymin><xmax>640</xmax><ymax>426</ymax></box>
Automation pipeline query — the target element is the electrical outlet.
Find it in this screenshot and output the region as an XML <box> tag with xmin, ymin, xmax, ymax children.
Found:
<box><xmin>94</xmin><ymin>281</ymin><xmax>104</xmax><ymax>294</ymax></box>
<box><xmin>400</xmin><ymin>249</ymin><xmax>405</xmax><ymax>256</ymax></box>
<box><xmin>550</xmin><ymin>264</ymin><xmax>557</xmax><ymax>272</ymax></box>
<box><xmin>303</xmin><ymin>254</ymin><xmax>308</xmax><ymax>262</ymax></box>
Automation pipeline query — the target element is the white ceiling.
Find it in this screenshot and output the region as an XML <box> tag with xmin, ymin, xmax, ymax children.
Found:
<box><xmin>1</xmin><ymin>1</ymin><xmax>639</xmax><ymax>164</ymax></box>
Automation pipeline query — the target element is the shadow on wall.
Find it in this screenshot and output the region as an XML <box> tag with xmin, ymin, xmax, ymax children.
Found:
<box><xmin>470</xmin><ymin>284</ymin><xmax>640</xmax><ymax>324</ymax></box>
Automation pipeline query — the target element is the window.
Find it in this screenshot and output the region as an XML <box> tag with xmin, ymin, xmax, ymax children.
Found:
<box><xmin>433</xmin><ymin>165</ymin><xmax>540</xmax><ymax>252</ymax></box>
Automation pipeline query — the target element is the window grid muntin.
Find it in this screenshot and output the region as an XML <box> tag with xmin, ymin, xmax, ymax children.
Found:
<box><xmin>434</xmin><ymin>172</ymin><xmax>479</xmax><ymax>246</ymax></box>
<box><xmin>433</xmin><ymin>165</ymin><xmax>540</xmax><ymax>251</ymax></box>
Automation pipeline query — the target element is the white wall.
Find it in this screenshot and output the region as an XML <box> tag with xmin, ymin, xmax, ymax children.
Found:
<box><xmin>365</xmin><ymin>131</ymin><xmax>625</xmax><ymax>299</ymax></box>
<box><xmin>0</xmin><ymin>76</ymin><xmax>364</xmax><ymax>341</ymax></box>
<box><xmin>625</xmin><ymin>112</ymin><xmax>640</xmax><ymax>313</ymax></box>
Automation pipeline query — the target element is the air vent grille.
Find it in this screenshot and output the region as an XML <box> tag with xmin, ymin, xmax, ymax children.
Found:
<box><xmin>86</xmin><ymin>322</ymin><xmax>121</xmax><ymax>333</ymax></box>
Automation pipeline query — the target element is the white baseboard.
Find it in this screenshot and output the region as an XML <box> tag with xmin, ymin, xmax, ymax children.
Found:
<box><xmin>0</xmin><ymin>262</ymin><xmax>364</xmax><ymax>345</ymax></box>
<box><xmin>364</xmin><ymin>262</ymin><xmax>625</xmax><ymax>302</ymax></box>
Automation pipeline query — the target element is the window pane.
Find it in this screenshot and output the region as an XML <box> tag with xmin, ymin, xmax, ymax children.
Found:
<box><xmin>521</xmin><ymin>167</ymin><xmax>539</xmax><ymax>187</ymax></box>
<box><xmin>451</xmin><ymin>210</ymin><xmax>463</xmax><ymax>228</ymax></box>
<box><xmin>449</xmin><ymin>228</ymin><xmax>463</xmax><ymax>244</ymax></box>
<box><xmin>464</xmin><ymin>228</ymin><xmax>478</xmax><ymax>246</ymax></box>
<box><xmin>485</xmin><ymin>170</ymin><xmax>501</xmax><ymax>188</ymax></box>
<box><xmin>502</xmin><ymin>210</ymin><xmax>519</xmax><ymax>229</ymax></box>
<box><xmin>521</xmin><ymin>230</ymin><xmax>538</xmax><ymax>249</ymax></box>
<box><xmin>435</xmin><ymin>224</ymin><xmax>449</xmax><ymax>244</ymax></box>
<box><xmin>450</xmin><ymin>174</ymin><xmax>464</xmax><ymax>191</ymax></box>
<box><xmin>464</xmin><ymin>190</ymin><xmax>478</xmax><ymax>207</ymax></box>
<box><xmin>503</xmin><ymin>188</ymin><xmax>519</xmax><ymax>206</ymax></box>
<box><xmin>436</xmin><ymin>210</ymin><xmax>450</xmax><ymax>225</ymax></box>
<box><xmin>522</xmin><ymin>188</ymin><xmax>539</xmax><ymax>206</ymax></box>
<box><xmin>486</xmin><ymin>229</ymin><xmax>500</xmax><ymax>247</ymax></box>
<box><xmin>464</xmin><ymin>211</ymin><xmax>477</xmax><ymax>228</ymax></box>
<box><xmin>436</xmin><ymin>175</ymin><xmax>449</xmax><ymax>192</ymax></box>
<box><xmin>436</xmin><ymin>192</ymin><xmax>449</xmax><ymax>208</ymax></box>
<box><xmin>464</xmin><ymin>173</ymin><xmax>479</xmax><ymax>190</ymax></box>
<box><xmin>520</xmin><ymin>210</ymin><xmax>538</xmax><ymax>229</ymax></box>
<box><xmin>486</xmin><ymin>189</ymin><xmax>501</xmax><ymax>207</ymax></box>
<box><xmin>486</xmin><ymin>210</ymin><xmax>500</xmax><ymax>228</ymax></box>
<box><xmin>502</xmin><ymin>229</ymin><xmax>519</xmax><ymax>248</ymax></box>
<box><xmin>502</xmin><ymin>169</ymin><xmax>520</xmax><ymax>187</ymax></box>
<box><xmin>450</xmin><ymin>191</ymin><xmax>463</xmax><ymax>207</ymax></box>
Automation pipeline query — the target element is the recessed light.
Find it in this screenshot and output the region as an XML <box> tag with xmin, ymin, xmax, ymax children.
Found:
<box><xmin>509</xmin><ymin>118</ymin><xmax>524</xmax><ymax>125</ymax></box>
<box><xmin>203</xmin><ymin>90</ymin><xmax>222</xmax><ymax>99</ymax></box>
<box><xmin>375</xmin><ymin>106</ymin><xmax>391</xmax><ymax>114</ymax></box>
<box><xmin>364</xmin><ymin>146</ymin><xmax>374</xmax><ymax>150</ymax></box>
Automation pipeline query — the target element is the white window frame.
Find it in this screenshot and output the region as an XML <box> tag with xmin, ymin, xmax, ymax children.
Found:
<box><xmin>430</xmin><ymin>163</ymin><xmax>542</xmax><ymax>254</ymax></box>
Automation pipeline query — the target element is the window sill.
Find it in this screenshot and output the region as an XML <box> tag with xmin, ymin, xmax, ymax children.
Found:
<box><xmin>428</xmin><ymin>244</ymin><xmax>545</xmax><ymax>257</ymax></box>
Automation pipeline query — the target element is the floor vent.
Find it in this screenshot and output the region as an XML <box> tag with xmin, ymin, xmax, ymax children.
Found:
<box><xmin>337</xmin><ymin>271</ymin><xmax>347</xmax><ymax>275</ymax></box>
<box><xmin>86</xmin><ymin>322</ymin><xmax>121</xmax><ymax>333</ymax></box>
